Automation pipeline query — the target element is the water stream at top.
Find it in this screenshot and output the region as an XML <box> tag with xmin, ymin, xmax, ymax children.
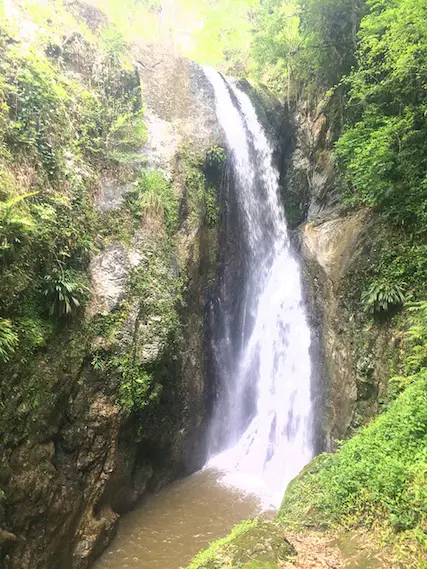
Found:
<box><xmin>203</xmin><ymin>67</ymin><xmax>314</xmax><ymax>508</ymax></box>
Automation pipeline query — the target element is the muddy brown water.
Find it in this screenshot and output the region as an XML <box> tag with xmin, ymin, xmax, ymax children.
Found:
<box><xmin>93</xmin><ymin>467</ymin><xmax>270</xmax><ymax>569</ymax></box>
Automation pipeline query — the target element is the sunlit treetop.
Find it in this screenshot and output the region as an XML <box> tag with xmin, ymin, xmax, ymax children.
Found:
<box><xmin>90</xmin><ymin>0</ymin><xmax>261</xmax><ymax>74</ymax></box>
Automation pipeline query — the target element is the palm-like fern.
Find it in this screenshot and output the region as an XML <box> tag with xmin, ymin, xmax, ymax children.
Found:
<box><xmin>42</xmin><ymin>266</ymin><xmax>90</xmax><ymax>318</ymax></box>
<box><xmin>362</xmin><ymin>281</ymin><xmax>406</xmax><ymax>314</ymax></box>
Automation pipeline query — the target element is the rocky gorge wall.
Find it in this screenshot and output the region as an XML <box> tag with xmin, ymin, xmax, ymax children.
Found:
<box><xmin>0</xmin><ymin>3</ymin><xmax>225</xmax><ymax>568</ymax></box>
<box><xmin>0</xmin><ymin>3</ymin><xmax>397</xmax><ymax>568</ymax></box>
<box><xmin>281</xmin><ymin>100</ymin><xmax>396</xmax><ymax>451</ymax></box>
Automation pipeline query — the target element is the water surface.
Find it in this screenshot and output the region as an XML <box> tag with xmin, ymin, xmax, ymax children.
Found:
<box><xmin>94</xmin><ymin>467</ymin><xmax>267</xmax><ymax>569</ymax></box>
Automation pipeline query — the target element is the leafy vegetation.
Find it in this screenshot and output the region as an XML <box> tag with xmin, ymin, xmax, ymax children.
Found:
<box><xmin>0</xmin><ymin>4</ymin><xmax>143</xmax><ymax>323</ymax></box>
<box><xmin>0</xmin><ymin>318</ymin><xmax>18</xmax><ymax>363</ymax></box>
<box><xmin>0</xmin><ymin>193</ymin><xmax>36</xmax><ymax>265</ymax></box>
<box><xmin>127</xmin><ymin>169</ymin><xmax>179</xmax><ymax>235</ymax></box>
<box><xmin>41</xmin><ymin>266</ymin><xmax>90</xmax><ymax>318</ymax></box>
<box><xmin>0</xmin><ymin>0</ymin><xmax>150</xmax><ymax>438</ymax></box>
<box><xmin>279</xmin><ymin>302</ymin><xmax>427</xmax><ymax>566</ymax></box>
<box><xmin>362</xmin><ymin>280</ymin><xmax>406</xmax><ymax>315</ymax></box>
<box><xmin>331</xmin><ymin>0</ymin><xmax>427</xmax><ymax>307</ymax></box>
<box><xmin>179</xmin><ymin>144</ymin><xmax>222</xmax><ymax>231</ymax></box>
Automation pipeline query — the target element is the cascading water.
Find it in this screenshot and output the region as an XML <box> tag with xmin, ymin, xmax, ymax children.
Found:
<box><xmin>93</xmin><ymin>67</ymin><xmax>316</xmax><ymax>569</ymax></box>
<box><xmin>204</xmin><ymin>67</ymin><xmax>314</xmax><ymax>507</ymax></box>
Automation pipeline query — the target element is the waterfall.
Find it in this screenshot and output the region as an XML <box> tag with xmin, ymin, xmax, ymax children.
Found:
<box><xmin>204</xmin><ymin>67</ymin><xmax>314</xmax><ymax>508</ymax></box>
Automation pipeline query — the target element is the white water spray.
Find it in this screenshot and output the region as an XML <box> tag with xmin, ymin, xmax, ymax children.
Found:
<box><xmin>204</xmin><ymin>67</ymin><xmax>314</xmax><ymax>508</ymax></box>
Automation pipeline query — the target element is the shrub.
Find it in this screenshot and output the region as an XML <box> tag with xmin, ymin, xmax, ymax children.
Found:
<box><xmin>206</xmin><ymin>145</ymin><xmax>226</xmax><ymax>168</ymax></box>
<box><xmin>4</xmin><ymin>49</ymin><xmax>70</xmax><ymax>177</ymax></box>
<box><xmin>118</xmin><ymin>361</ymin><xmax>161</xmax><ymax>413</ymax></box>
<box><xmin>389</xmin><ymin>302</ymin><xmax>427</xmax><ymax>397</ymax></box>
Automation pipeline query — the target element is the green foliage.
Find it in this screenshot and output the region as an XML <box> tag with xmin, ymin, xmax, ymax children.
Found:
<box><xmin>280</xmin><ymin>308</ymin><xmax>427</xmax><ymax>565</ymax></box>
<box><xmin>404</xmin><ymin>303</ymin><xmax>427</xmax><ymax>375</ymax></box>
<box><xmin>0</xmin><ymin>318</ymin><xmax>18</xmax><ymax>362</ymax></box>
<box><xmin>41</xmin><ymin>266</ymin><xmax>90</xmax><ymax>318</ymax></box>
<box><xmin>100</xmin><ymin>25</ymin><xmax>128</xmax><ymax>64</ymax></box>
<box><xmin>129</xmin><ymin>247</ymin><xmax>183</xmax><ymax>347</ymax></box>
<box><xmin>390</xmin><ymin>302</ymin><xmax>427</xmax><ymax>396</ymax></box>
<box><xmin>336</xmin><ymin>0</ymin><xmax>427</xmax><ymax>227</ymax></box>
<box><xmin>361</xmin><ymin>280</ymin><xmax>406</xmax><ymax>314</ymax></box>
<box><xmin>332</xmin><ymin>0</ymin><xmax>427</xmax><ymax>306</ymax></box>
<box><xmin>203</xmin><ymin>186</ymin><xmax>220</xmax><ymax>228</ymax></box>
<box><xmin>76</xmin><ymin>31</ymin><xmax>146</xmax><ymax>165</ymax></box>
<box><xmin>0</xmin><ymin>5</ymin><xmax>146</xmax><ymax>349</ymax></box>
<box><xmin>3</xmin><ymin>47</ymin><xmax>70</xmax><ymax>177</ymax></box>
<box><xmin>88</xmin><ymin>238</ymin><xmax>184</xmax><ymax>413</ymax></box>
<box><xmin>249</xmin><ymin>0</ymin><xmax>365</xmax><ymax>96</ymax></box>
<box><xmin>206</xmin><ymin>145</ymin><xmax>227</xmax><ymax>169</ymax></box>
<box><xmin>105</xmin><ymin>108</ymin><xmax>146</xmax><ymax>164</ymax></box>
<box><xmin>127</xmin><ymin>170</ymin><xmax>179</xmax><ymax>235</ymax></box>
<box><xmin>100</xmin><ymin>0</ymin><xmax>257</xmax><ymax>76</ymax></box>
<box><xmin>295</xmin><ymin>0</ymin><xmax>365</xmax><ymax>88</ymax></box>
<box><xmin>0</xmin><ymin>192</ymin><xmax>36</xmax><ymax>264</ymax></box>
<box><xmin>250</xmin><ymin>0</ymin><xmax>300</xmax><ymax>93</ymax></box>
<box><xmin>117</xmin><ymin>359</ymin><xmax>161</xmax><ymax>413</ymax></box>
<box><xmin>179</xmin><ymin>144</ymin><xmax>221</xmax><ymax>230</ymax></box>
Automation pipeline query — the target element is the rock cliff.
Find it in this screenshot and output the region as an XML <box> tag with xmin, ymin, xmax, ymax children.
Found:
<box><xmin>282</xmin><ymin>101</ymin><xmax>395</xmax><ymax>450</ymax></box>
<box><xmin>0</xmin><ymin>4</ymin><xmax>225</xmax><ymax>568</ymax></box>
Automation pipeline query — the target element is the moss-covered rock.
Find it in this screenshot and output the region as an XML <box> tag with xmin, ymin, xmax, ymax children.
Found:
<box><xmin>186</xmin><ymin>519</ymin><xmax>296</xmax><ymax>569</ymax></box>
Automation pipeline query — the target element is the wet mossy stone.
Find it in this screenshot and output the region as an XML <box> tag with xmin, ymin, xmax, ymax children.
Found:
<box><xmin>186</xmin><ymin>519</ymin><xmax>296</xmax><ymax>569</ymax></box>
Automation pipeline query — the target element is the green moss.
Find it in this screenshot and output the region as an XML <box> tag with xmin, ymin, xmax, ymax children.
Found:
<box><xmin>86</xmin><ymin>237</ymin><xmax>184</xmax><ymax>413</ymax></box>
<box><xmin>186</xmin><ymin>519</ymin><xmax>295</xmax><ymax>569</ymax></box>
<box><xmin>178</xmin><ymin>143</ymin><xmax>222</xmax><ymax>232</ymax></box>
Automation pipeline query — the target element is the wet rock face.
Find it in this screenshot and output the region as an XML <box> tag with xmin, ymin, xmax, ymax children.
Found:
<box><xmin>2</xmin><ymin>390</ymin><xmax>122</xmax><ymax>569</ymax></box>
<box><xmin>87</xmin><ymin>244</ymin><xmax>142</xmax><ymax>317</ymax></box>
<box><xmin>282</xmin><ymin>102</ymin><xmax>392</xmax><ymax>449</ymax></box>
<box><xmin>135</xmin><ymin>43</ymin><xmax>223</xmax><ymax>175</ymax></box>
<box><xmin>94</xmin><ymin>177</ymin><xmax>133</xmax><ymax>213</ymax></box>
<box><xmin>282</xmin><ymin>102</ymin><xmax>338</xmax><ymax>231</ymax></box>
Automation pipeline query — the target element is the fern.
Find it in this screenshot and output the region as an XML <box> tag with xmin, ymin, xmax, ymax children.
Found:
<box><xmin>42</xmin><ymin>266</ymin><xmax>90</xmax><ymax>318</ymax></box>
<box><xmin>362</xmin><ymin>281</ymin><xmax>406</xmax><ymax>314</ymax></box>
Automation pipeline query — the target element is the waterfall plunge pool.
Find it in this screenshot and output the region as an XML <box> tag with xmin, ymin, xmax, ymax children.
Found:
<box><xmin>93</xmin><ymin>467</ymin><xmax>274</xmax><ymax>569</ymax></box>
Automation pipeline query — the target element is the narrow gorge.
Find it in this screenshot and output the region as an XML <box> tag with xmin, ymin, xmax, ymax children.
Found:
<box><xmin>1</xmin><ymin>1</ymin><xmax>426</xmax><ymax>569</ymax></box>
